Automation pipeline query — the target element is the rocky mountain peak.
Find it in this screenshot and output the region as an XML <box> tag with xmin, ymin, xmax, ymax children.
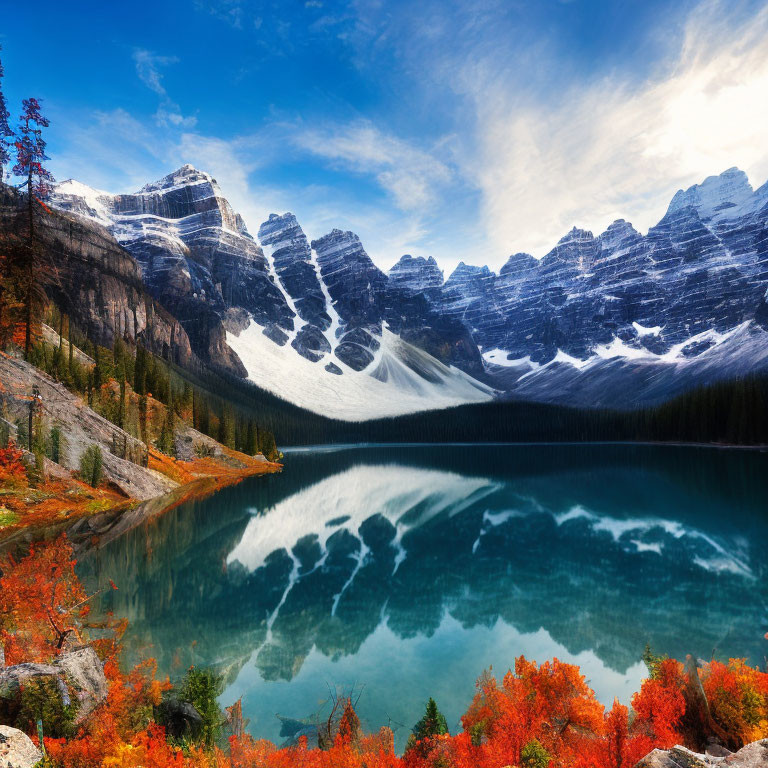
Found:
<box><xmin>597</xmin><ymin>219</ymin><xmax>642</xmax><ymax>251</ymax></box>
<box><xmin>666</xmin><ymin>167</ymin><xmax>755</xmax><ymax>220</ymax></box>
<box><xmin>258</xmin><ymin>212</ymin><xmax>303</xmax><ymax>247</ymax></box>
<box><xmin>499</xmin><ymin>252</ymin><xmax>538</xmax><ymax>278</ymax></box>
<box><xmin>556</xmin><ymin>226</ymin><xmax>595</xmax><ymax>245</ymax></box>
<box><xmin>388</xmin><ymin>254</ymin><xmax>444</xmax><ymax>293</ymax></box>
<box><xmin>446</xmin><ymin>262</ymin><xmax>494</xmax><ymax>283</ymax></box>
<box><xmin>138</xmin><ymin>164</ymin><xmax>215</xmax><ymax>194</ymax></box>
<box><xmin>542</xmin><ymin>227</ymin><xmax>597</xmax><ymax>275</ymax></box>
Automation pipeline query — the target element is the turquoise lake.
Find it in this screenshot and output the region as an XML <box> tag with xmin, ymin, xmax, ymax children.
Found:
<box><xmin>78</xmin><ymin>444</ymin><xmax>768</xmax><ymax>751</ymax></box>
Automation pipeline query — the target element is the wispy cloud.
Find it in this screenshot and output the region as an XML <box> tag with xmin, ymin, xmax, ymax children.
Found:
<box><xmin>292</xmin><ymin>120</ymin><xmax>453</xmax><ymax>212</ymax></box>
<box><xmin>463</xmin><ymin>1</ymin><xmax>768</xmax><ymax>256</ymax></box>
<box><xmin>132</xmin><ymin>49</ymin><xmax>197</xmax><ymax>129</ymax></box>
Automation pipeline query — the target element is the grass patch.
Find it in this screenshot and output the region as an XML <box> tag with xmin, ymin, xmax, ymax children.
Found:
<box><xmin>0</xmin><ymin>507</ymin><xmax>20</xmax><ymax>527</ymax></box>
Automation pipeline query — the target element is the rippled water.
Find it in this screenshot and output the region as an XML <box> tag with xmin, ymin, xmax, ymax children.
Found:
<box><xmin>78</xmin><ymin>444</ymin><xmax>768</xmax><ymax>751</ymax></box>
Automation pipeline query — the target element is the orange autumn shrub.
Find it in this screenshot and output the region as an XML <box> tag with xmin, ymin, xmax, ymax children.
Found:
<box><xmin>457</xmin><ymin>657</ymin><xmax>605</xmax><ymax>768</ymax></box>
<box><xmin>630</xmin><ymin>658</ymin><xmax>686</xmax><ymax>751</ymax></box>
<box><xmin>230</xmin><ymin>710</ymin><xmax>398</xmax><ymax>768</ymax></box>
<box><xmin>44</xmin><ymin>658</ymin><xmax>172</xmax><ymax>767</ymax></box>
<box><xmin>0</xmin><ymin>535</ymin><xmax>89</xmax><ymax>664</ymax></box>
<box><xmin>702</xmin><ymin>659</ymin><xmax>768</xmax><ymax>745</ymax></box>
<box><xmin>0</xmin><ymin>440</ymin><xmax>27</xmax><ymax>486</ymax></box>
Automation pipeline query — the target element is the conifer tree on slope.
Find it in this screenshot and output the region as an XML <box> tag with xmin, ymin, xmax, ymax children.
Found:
<box><xmin>0</xmin><ymin>46</ymin><xmax>13</xmax><ymax>182</ymax></box>
<box><xmin>13</xmin><ymin>97</ymin><xmax>55</xmax><ymax>358</ymax></box>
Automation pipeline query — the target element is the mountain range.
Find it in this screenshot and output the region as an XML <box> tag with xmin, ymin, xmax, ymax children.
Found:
<box><xmin>48</xmin><ymin>165</ymin><xmax>768</xmax><ymax>420</ymax></box>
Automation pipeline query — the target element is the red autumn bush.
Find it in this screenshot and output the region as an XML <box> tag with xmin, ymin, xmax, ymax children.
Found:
<box><xmin>0</xmin><ymin>440</ymin><xmax>27</xmax><ymax>486</ymax></box>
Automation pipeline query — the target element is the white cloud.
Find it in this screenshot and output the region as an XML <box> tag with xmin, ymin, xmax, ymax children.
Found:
<box><xmin>292</xmin><ymin>120</ymin><xmax>453</xmax><ymax>212</ymax></box>
<box><xmin>132</xmin><ymin>49</ymin><xmax>197</xmax><ymax>129</ymax></box>
<box><xmin>466</xmin><ymin>1</ymin><xmax>768</xmax><ymax>257</ymax></box>
<box><xmin>49</xmin><ymin>108</ymin><xmax>169</xmax><ymax>192</ymax></box>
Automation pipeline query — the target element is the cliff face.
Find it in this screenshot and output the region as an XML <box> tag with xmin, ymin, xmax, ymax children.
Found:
<box><xmin>0</xmin><ymin>184</ymin><xmax>202</xmax><ymax>371</ymax></box>
<box><xmin>52</xmin><ymin>166</ymin><xmax>292</xmax><ymax>375</ymax></box>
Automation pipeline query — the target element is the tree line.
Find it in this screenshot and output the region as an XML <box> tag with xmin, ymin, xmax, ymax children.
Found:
<box><xmin>26</xmin><ymin>304</ymin><xmax>281</xmax><ymax>461</ymax></box>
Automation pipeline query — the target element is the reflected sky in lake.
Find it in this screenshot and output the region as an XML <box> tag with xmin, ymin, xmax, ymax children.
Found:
<box><xmin>78</xmin><ymin>445</ymin><xmax>768</xmax><ymax>751</ymax></box>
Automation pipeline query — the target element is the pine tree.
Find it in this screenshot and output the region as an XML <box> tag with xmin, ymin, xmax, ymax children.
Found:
<box><xmin>158</xmin><ymin>404</ymin><xmax>176</xmax><ymax>456</ymax></box>
<box><xmin>138</xmin><ymin>393</ymin><xmax>148</xmax><ymax>446</ymax></box>
<box><xmin>13</xmin><ymin>98</ymin><xmax>54</xmax><ymax>359</ymax></box>
<box><xmin>134</xmin><ymin>344</ymin><xmax>147</xmax><ymax>395</ymax></box>
<box><xmin>181</xmin><ymin>382</ymin><xmax>192</xmax><ymax>419</ymax></box>
<box><xmin>118</xmin><ymin>375</ymin><xmax>126</xmax><ymax>430</ymax></box>
<box><xmin>259</xmin><ymin>429</ymin><xmax>278</xmax><ymax>462</ymax></box>
<box><xmin>48</xmin><ymin>425</ymin><xmax>65</xmax><ymax>465</ymax></box>
<box><xmin>217</xmin><ymin>406</ymin><xmax>232</xmax><ymax>448</ymax></box>
<box><xmin>14</xmin><ymin>98</ymin><xmax>54</xmax><ymax>205</ymax></box>
<box><xmin>245</xmin><ymin>420</ymin><xmax>258</xmax><ymax>455</ymax></box>
<box><xmin>66</xmin><ymin>315</ymin><xmax>73</xmax><ymax>370</ymax></box>
<box><xmin>412</xmin><ymin>698</ymin><xmax>448</xmax><ymax>741</ymax></box>
<box><xmin>93</xmin><ymin>347</ymin><xmax>104</xmax><ymax>390</ymax></box>
<box><xmin>0</xmin><ymin>46</ymin><xmax>13</xmax><ymax>183</ymax></box>
<box><xmin>198</xmin><ymin>396</ymin><xmax>210</xmax><ymax>436</ymax></box>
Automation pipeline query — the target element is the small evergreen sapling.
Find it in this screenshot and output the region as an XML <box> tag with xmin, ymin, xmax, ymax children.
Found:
<box><xmin>406</xmin><ymin>696</ymin><xmax>449</xmax><ymax>755</ymax></box>
<box><xmin>413</xmin><ymin>697</ymin><xmax>449</xmax><ymax>740</ymax></box>
<box><xmin>79</xmin><ymin>444</ymin><xmax>103</xmax><ymax>487</ymax></box>
<box><xmin>521</xmin><ymin>738</ymin><xmax>551</xmax><ymax>768</ymax></box>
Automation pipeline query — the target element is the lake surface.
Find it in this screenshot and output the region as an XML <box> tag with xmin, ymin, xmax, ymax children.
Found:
<box><xmin>78</xmin><ymin>444</ymin><xmax>768</xmax><ymax>751</ymax></box>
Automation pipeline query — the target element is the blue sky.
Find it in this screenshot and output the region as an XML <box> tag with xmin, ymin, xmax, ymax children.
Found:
<box><xmin>3</xmin><ymin>0</ymin><xmax>768</xmax><ymax>273</ymax></box>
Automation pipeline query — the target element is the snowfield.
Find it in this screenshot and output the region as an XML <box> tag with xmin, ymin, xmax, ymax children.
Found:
<box><xmin>227</xmin><ymin>322</ymin><xmax>495</xmax><ymax>421</ymax></box>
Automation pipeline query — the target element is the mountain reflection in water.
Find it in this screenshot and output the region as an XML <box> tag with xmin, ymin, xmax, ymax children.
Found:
<box><xmin>77</xmin><ymin>445</ymin><xmax>768</xmax><ymax>751</ymax></box>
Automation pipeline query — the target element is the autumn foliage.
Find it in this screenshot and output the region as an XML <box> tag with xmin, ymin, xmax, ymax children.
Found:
<box><xmin>0</xmin><ymin>539</ymin><xmax>767</xmax><ymax>768</ymax></box>
<box><xmin>0</xmin><ymin>534</ymin><xmax>90</xmax><ymax>664</ymax></box>
<box><xmin>0</xmin><ymin>440</ymin><xmax>26</xmax><ymax>486</ymax></box>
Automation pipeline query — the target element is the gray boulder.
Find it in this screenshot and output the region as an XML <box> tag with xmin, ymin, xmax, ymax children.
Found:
<box><xmin>0</xmin><ymin>646</ymin><xmax>107</xmax><ymax>725</ymax></box>
<box><xmin>634</xmin><ymin>739</ymin><xmax>768</xmax><ymax>767</ymax></box>
<box><xmin>0</xmin><ymin>725</ymin><xmax>42</xmax><ymax>768</ymax></box>
<box><xmin>723</xmin><ymin>740</ymin><xmax>768</xmax><ymax>767</ymax></box>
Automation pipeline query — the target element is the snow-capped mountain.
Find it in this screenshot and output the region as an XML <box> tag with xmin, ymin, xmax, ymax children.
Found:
<box><xmin>51</xmin><ymin>165</ymin><xmax>768</xmax><ymax>419</ymax></box>
<box><xmin>52</xmin><ymin>167</ymin><xmax>492</xmax><ymax>419</ymax></box>
<box><xmin>449</xmin><ymin>167</ymin><xmax>768</xmax><ymax>406</ymax></box>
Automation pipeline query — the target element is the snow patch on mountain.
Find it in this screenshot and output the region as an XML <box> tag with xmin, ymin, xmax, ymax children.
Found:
<box><xmin>310</xmin><ymin>247</ymin><xmax>342</xmax><ymax>350</ymax></box>
<box><xmin>226</xmin><ymin>321</ymin><xmax>495</xmax><ymax>420</ymax></box>
<box><xmin>632</xmin><ymin>322</ymin><xmax>662</xmax><ymax>337</ymax></box>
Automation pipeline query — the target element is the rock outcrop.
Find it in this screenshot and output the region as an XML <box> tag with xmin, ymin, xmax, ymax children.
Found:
<box><xmin>0</xmin><ymin>646</ymin><xmax>107</xmax><ymax>726</ymax></box>
<box><xmin>0</xmin><ymin>726</ymin><xmax>42</xmax><ymax>768</ymax></box>
<box><xmin>0</xmin><ymin>184</ymin><xmax>196</xmax><ymax>370</ymax></box>
<box><xmin>634</xmin><ymin>739</ymin><xmax>768</xmax><ymax>767</ymax></box>
<box><xmin>0</xmin><ymin>354</ymin><xmax>176</xmax><ymax>500</ymax></box>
